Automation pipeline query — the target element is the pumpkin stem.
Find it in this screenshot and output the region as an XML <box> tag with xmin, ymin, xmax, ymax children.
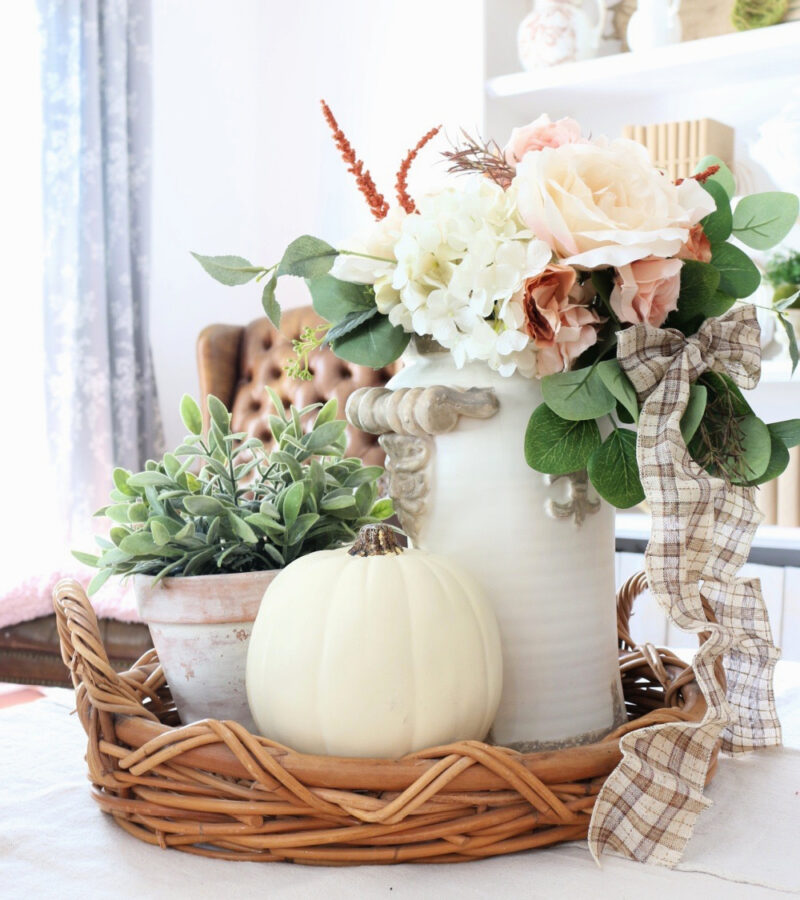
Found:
<box><xmin>349</xmin><ymin>524</ymin><xmax>404</xmax><ymax>557</ymax></box>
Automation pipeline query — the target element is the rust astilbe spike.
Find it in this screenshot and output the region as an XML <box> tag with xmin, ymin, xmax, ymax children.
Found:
<box><xmin>320</xmin><ymin>99</ymin><xmax>389</xmax><ymax>221</ymax></box>
<box><xmin>396</xmin><ymin>125</ymin><xmax>442</xmax><ymax>214</ymax></box>
<box><xmin>674</xmin><ymin>163</ymin><xmax>721</xmax><ymax>186</ymax></box>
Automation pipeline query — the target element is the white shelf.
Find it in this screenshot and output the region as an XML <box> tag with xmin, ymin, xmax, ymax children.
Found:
<box><xmin>487</xmin><ymin>22</ymin><xmax>800</xmax><ymax>103</ymax></box>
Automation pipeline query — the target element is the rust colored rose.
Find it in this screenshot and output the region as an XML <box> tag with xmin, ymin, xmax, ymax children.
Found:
<box><xmin>676</xmin><ymin>223</ymin><xmax>712</xmax><ymax>264</ymax></box>
<box><xmin>521</xmin><ymin>265</ymin><xmax>603</xmax><ymax>377</ymax></box>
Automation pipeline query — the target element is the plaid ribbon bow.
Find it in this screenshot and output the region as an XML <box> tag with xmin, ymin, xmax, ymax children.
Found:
<box><xmin>588</xmin><ymin>304</ymin><xmax>782</xmax><ymax>867</ymax></box>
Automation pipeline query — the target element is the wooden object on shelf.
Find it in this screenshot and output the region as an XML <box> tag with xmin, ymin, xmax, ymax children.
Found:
<box><xmin>622</xmin><ymin>118</ymin><xmax>734</xmax><ymax>179</ymax></box>
<box><xmin>52</xmin><ymin>574</ymin><xmax>715</xmax><ymax>864</ymax></box>
<box><xmin>777</xmin><ymin>446</ymin><xmax>800</xmax><ymax>527</ymax></box>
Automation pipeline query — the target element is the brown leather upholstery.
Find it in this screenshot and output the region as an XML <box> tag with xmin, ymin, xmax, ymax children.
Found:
<box><xmin>0</xmin><ymin>615</ymin><xmax>152</xmax><ymax>687</ymax></box>
<box><xmin>197</xmin><ymin>307</ymin><xmax>399</xmax><ymax>466</ymax></box>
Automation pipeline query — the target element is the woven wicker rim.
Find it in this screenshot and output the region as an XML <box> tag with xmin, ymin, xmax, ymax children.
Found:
<box><xmin>53</xmin><ymin>574</ymin><xmax>716</xmax><ymax>864</ymax></box>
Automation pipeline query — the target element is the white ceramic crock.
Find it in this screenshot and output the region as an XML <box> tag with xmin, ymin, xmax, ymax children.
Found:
<box><xmin>381</xmin><ymin>345</ymin><xmax>625</xmax><ymax>750</ymax></box>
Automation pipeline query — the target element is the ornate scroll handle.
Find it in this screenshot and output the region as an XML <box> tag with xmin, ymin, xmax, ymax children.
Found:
<box><xmin>346</xmin><ymin>385</ymin><xmax>499</xmax><ymax>437</ymax></box>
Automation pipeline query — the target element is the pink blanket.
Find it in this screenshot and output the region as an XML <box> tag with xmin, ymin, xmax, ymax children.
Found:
<box><xmin>0</xmin><ymin>569</ymin><xmax>140</xmax><ymax>630</ymax></box>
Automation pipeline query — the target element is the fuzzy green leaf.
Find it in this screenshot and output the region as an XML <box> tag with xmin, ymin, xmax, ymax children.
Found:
<box><xmin>207</xmin><ymin>395</ymin><xmax>231</xmax><ymax>435</ymax></box>
<box><xmin>732</xmin><ymin>192</ymin><xmax>799</xmax><ymax>251</ymax></box>
<box><xmin>261</xmin><ymin>272</ymin><xmax>281</xmax><ymax>328</ymax></box>
<box><xmin>119</xmin><ymin>532</ymin><xmax>161</xmax><ymax>556</ymax></box>
<box><xmin>182</xmin><ymin>495</ymin><xmax>225</xmax><ymax>517</ymax></box>
<box><xmin>87</xmin><ymin>568</ymin><xmax>113</xmax><ymax>596</ymax></box>
<box><xmin>305</xmin><ymin>420</ymin><xmax>347</xmax><ymax>452</ymax></box>
<box><xmin>191</xmin><ymin>252</ymin><xmax>262</xmax><ymax>286</ymax></box>
<box><xmin>127</xmin><ymin>471</ymin><xmax>174</xmax><ymax>489</ymax></box>
<box><xmin>282</xmin><ymin>482</ymin><xmax>305</xmax><ymax>527</ymax></box>
<box><xmin>151</xmin><ymin>520</ymin><xmax>172</xmax><ymax>546</ymax></box>
<box><xmin>369</xmin><ymin>499</ymin><xmax>394</xmax><ymax>520</ymax></box>
<box><xmin>227</xmin><ymin>512</ymin><xmax>258</xmax><ymax>544</ymax></box>
<box><xmin>541</xmin><ymin>367</ymin><xmax>616</xmax><ymax>422</ymax></box>
<box><xmin>180</xmin><ymin>395</ymin><xmax>203</xmax><ymax>435</ymax></box>
<box><xmin>72</xmin><ymin>550</ymin><xmax>100</xmax><ymax>568</ymax></box>
<box><xmin>524</xmin><ymin>404</ymin><xmax>602</xmax><ymax>475</ymax></box>
<box><xmin>112</xmin><ymin>468</ymin><xmax>135</xmax><ymax>497</ymax></box>
<box><xmin>278</xmin><ymin>236</ymin><xmax>338</xmax><ymax>278</ymax></box>
<box><xmin>288</xmin><ymin>513</ymin><xmax>320</xmax><ymax>545</ymax></box>
<box><xmin>587</xmin><ymin>429</ymin><xmax>644</xmax><ymax>509</ymax></box>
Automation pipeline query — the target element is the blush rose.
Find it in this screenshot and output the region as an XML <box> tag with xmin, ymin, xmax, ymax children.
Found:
<box><xmin>503</xmin><ymin>114</ymin><xmax>584</xmax><ymax>166</ymax></box>
<box><xmin>609</xmin><ymin>257</ymin><xmax>683</xmax><ymax>328</ymax></box>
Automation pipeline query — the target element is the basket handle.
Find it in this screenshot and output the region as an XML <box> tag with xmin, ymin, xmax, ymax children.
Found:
<box><xmin>53</xmin><ymin>578</ymin><xmax>161</xmax><ymax>725</ymax></box>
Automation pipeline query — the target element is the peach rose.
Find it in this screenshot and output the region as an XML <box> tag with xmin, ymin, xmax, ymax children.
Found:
<box><xmin>610</xmin><ymin>257</ymin><xmax>683</xmax><ymax>328</ymax></box>
<box><xmin>503</xmin><ymin>114</ymin><xmax>584</xmax><ymax>166</ymax></box>
<box><xmin>676</xmin><ymin>223</ymin><xmax>712</xmax><ymax>264</ymax></box>
<box><xmin>521</xmin><ymin>265</ymin><xmax>604</xmax><ymax>376</ymax></box>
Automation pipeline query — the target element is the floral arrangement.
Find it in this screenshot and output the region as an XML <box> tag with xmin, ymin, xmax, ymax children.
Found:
<box><xmin>194</xmin><ymin>108</ymin><xmax>800</xmax><ymax>509</ymax></box>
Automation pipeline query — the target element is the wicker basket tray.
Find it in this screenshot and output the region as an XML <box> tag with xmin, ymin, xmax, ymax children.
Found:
<box><xmin>53</xmin><ymin>573</ymin><xmax>715</xmax><ymax>865</ymax></box>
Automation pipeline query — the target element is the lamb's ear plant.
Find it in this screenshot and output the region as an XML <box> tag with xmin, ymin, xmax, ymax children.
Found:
<box><xmin>74</xmin><ymin>392</ymin><xmax>393</xmax><ymax>594</ymax></box>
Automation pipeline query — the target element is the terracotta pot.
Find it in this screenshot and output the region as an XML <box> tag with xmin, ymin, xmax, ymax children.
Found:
<box><xmin>133</xmin><ymin>570</ymin><xmax>279</xmax><ymax>730</ymax></box>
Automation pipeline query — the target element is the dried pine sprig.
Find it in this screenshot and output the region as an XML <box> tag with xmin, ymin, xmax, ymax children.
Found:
<box><xmin>690</xmin><ymin>378</ymin><xmax>748</xmax><ymax>482</ymax></box>
<box><xmin>285</xmin><ymin>324</ymin><xmax>330</xmax><ymax>381</ymax></box>
<box><xmin>396</xmin><ymin>125</ymin><xmax>441</xmax><ymax>213</ymax></box>
<box><xmin>320</xmin><ymin>100</ymin><xmax>389</xmax><ymax>220</ymax></box>
<box><xmin>441</xmin><ymin>130</ymin><xmax>516</xmax><ymax>188</ymax></box>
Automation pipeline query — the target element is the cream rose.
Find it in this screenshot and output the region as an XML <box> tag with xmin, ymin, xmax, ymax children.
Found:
<box><xmin>503</xmin><ymin>114</ymin><xmax>584</xmax><ymax>165</ymax></box>
<box><xmin>610</xmin><ymin>256</ymin><xmax>683</xmax><ymax>327</ymax></box>
<box><xmin>512</xmin><ymin>139</ymin><xmax>716</xmax><ymax>268</ymax></box>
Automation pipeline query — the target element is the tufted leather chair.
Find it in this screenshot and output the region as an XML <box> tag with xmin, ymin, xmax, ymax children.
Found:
<box><xmin>196</xmin><ymin>307</ymin><xmax>400</xmax><ymax>465</ymax></box>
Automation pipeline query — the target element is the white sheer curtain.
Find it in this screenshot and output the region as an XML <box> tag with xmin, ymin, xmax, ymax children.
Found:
<box><xmin>0</xmin><ymin>0</ymin><xmax>163</xmax><ymax>625</ymax></box>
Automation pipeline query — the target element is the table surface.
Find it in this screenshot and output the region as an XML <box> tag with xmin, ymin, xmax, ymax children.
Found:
<box><xmin>3</xmin><ymin>662</ymin><xmax>800</xmax><ymax>900</ymax></box>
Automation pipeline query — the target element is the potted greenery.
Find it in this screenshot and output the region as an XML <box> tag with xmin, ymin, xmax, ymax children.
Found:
<box><xmin>74</xmin><ymin>391</ymin><xmax>392</xmax><ymax>729</ymax></box>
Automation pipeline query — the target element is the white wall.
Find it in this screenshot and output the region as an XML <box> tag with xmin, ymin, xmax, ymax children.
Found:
<box><xmin>150</xmin><ymin>0</ymin><xmax>484</xmax><ymax>447</ymax></box>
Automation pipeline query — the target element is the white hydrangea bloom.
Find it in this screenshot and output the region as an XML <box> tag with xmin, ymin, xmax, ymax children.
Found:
<box><xmin>381</xmin><ymin>176</ymin><xmax>551</xmax><ymax>376</ymax></box>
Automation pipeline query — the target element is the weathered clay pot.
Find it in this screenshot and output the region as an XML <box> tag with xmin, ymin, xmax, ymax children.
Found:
<box><xmin>133</xmin><ymin>570</ymin><xmax>279</xmax><ymax>730</ymax></box>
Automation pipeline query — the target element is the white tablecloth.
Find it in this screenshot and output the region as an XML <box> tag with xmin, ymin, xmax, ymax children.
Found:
<box><xmin>3</xmin><ymin>663</ymin><xmax>800</xmax><ymax>899</ymax></box>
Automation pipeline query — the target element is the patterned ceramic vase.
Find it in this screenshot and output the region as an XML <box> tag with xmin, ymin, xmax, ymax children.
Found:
<box><xmin>346</xmin><ymin>340</ymin><xmax>625</xmax><ymax>750</ymax></box>
<box><xmin>517</xmin><ymin>0</ymin><xmax>607</xmax><ymax>69</ymax></box>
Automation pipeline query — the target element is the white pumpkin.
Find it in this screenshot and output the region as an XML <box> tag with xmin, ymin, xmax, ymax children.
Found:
<box><xmin>246</xmin><ymin>525</ymin><xmax>503</xmax><ymax>758</ymax></box>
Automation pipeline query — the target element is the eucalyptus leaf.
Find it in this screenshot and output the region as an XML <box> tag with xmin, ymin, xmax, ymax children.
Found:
<box><xmin>191</xmin><ymin>252</ymin><xmax>262</xmax><ymax>286</ymax></box>
<box><xmin>541</xmin><ymin>367</ymin><xmax>616</xmax><ymax>421</ymax></box>
<box><xmin>777</xmin><ymin>313</ymin><xmax>799</xmax><ymax>374</ymax></box>
<box><xmin>596</xmin><ymin>359</ymin><xmax>639</xmax><ymax>423</ymax></box>
<box><xmin>261</xmin><ymin>272</ymin><xmax>281</xmax><ymax>328</ymax></box>
<box><xmin>732</xmin><ymin>192</ymin><xmax>799</xmax><ymax>251</ymax></box>
<box><xmin>278</xmin><ymin>236</ymin><xmax>338</xmax><ymax>278</ymax></box>
<box><xmin>768</xmin><ymin>419</ymin><xmax>800</xmax><ymax>449</ymax></box>
<box><xmin>711</xmin><ymin>242</ymin><xmax>762</xmax><ymax>299</ymax></box>
<box><xmin>680</xmin><ymin>384</ymin><xmax>707</xmax><ymax>445</ymax></box>
<box><xmin>524</xmin><ymin>404</ymin><xmax>602</xmax><ymax>475</ymax></box>
<box><xmin>306</xmin><ymin>275</ymin><xmax>375</xmax><ymax>323</ymax></box>
<box><xmin>694</xmin><ymin>155</ymin><xmax>735</xmax><ymax>199</ymax></box>
<box><xmin>332</xmin><ymin>313</ymin><xmax>411</xmax><ymax>368</ymax></box>
<box><xmin>700</xmin><ymin>180</ymin><xmax>733</xmax><ymax>246</ymax></box>
<box><xmin>324</xmin><ymin>306</ymin><xmax>379</xmax><ymax>343</ymax></box>
<box><xmin>587</xmin><ymin>429</ymin><xmax>645</xmax><ymax>509</ymax></box>
<box><xmin>775</xmin><ymin>289</ymin><xmax>800</xmax><ymax>312</ymax></box>
<box><xmin>748</xmin><ymin>432</ymin><xmax>791</xmax><ymax>486</ymax></box>
<box><xmin>730</xmin><ymin>415</ymin><xmax>772</xmax><ymax>484</ymax></box>
<box><xmin>669</xmin><ymin>260</ymin><xmax>721</xmax><ymax>327</ymax></box>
